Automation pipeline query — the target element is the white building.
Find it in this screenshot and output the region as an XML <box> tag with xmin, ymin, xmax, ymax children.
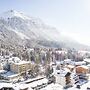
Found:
<box><xmin>54</xmin><ymin>68</ymin><xmax>72</xmax><ymax>87</ymax></box>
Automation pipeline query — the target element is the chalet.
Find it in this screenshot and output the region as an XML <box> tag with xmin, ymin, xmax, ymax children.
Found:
<box><xmin>76</xmin><ymin>65</ymin><xmax>89</xmax><ymax>74</ymax></box>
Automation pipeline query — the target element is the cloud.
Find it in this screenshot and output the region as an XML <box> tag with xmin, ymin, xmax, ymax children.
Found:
<box><xmin>61</xmin><ymin>31</ymin><xmax>90</xmax><ymax>46</ymax></box>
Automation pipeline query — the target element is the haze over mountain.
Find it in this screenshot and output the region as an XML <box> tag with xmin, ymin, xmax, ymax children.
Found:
<box><xmin>0</xmin><ymin>10</ymin><xmax>89</xmax><ymax>49</ymax></box>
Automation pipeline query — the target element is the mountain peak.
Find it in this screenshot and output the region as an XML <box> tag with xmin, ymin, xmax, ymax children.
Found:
<box><xmin>0</xmin><ymin>10</ymin><xmax>30</xmax><ymax>20</ymax></box>
<box><xmin>7</xmin><ymin>10</ymin><xmax>18</xmax><ymax>13</ymax></box>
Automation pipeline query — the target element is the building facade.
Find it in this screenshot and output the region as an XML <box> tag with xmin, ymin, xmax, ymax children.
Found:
<box><xmin>10</xmin><ymin>61</ymin><xmax>31</xmax><ymax>74</ymax></box>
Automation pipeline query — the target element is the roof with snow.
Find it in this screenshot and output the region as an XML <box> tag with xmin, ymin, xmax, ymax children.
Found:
<box><xmin>13</xmin><ymin>61</ymin><xmax>30</xmax><ymax>65</ymax></box>
<box><xmin>41</xmin><ymin>83</ymin><xmax>63</xmax><ymax>90</ymax></box>
<box><xmin>67</xmin><ymin>65</ymin><xmax>75</xmax><ymax>68</ymax></box>
<box><xmin>56</xmin><ymin>50</ymin><xmax>67</xmax><ymax>54</ymax></box>
<box><xmin>75</xmin><ymin>61</ymin><xmax>86</xmax><ymax>65</ymax></box>
<box><xmin>9</xmin><ymin>57</ymin><xmax>21</xmax><ymax>63</ymax></box>
<box><xmin>0</xmin><ymin>70</ymin><xmax>7</xmax><ymax>74</ymax></box>
<box><xmin>76</xmin><ymin>65</ymin><xmax>88</xmax><ymax>69</ymax></box>
<box><xmin>84</xmin><ymin>58</ymin><xmax>90</xmax><ymax>63</ymax></box>
<box><xmin>55</xmin><ymin>68</ymin><xmax>71</xmax><ymax>77</ymax></box>
<box><xmin>9</xmin><ymin>57</ymin><xmax>30</xmax><ymax>65</ymax></box>
<box><xmin>0</xmin><ymin>83</ymin><xmax>33</xmax><ymax>90</ymax></box>
<box><xmin>0</xmin><ymin>71</ymin><xmax>19</xmax><ymax>78</ymax></box>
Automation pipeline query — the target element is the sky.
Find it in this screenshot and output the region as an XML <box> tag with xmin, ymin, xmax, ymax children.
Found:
<box><xmin>0</xmin><ymin>0</ymin><xmax>90</xmax><ymax>45</ymax></box>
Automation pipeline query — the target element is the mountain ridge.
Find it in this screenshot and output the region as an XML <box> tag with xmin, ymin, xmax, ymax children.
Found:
<box><xmin>0</xmin><ymin>10</ymin><xmax>89</xmax><ymax>50</ymax></box>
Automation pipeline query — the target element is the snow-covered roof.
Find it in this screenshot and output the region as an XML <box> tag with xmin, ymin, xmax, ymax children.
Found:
<box><xmin>24</xmin><ymin>76</ymin><xmax>45</xmax><ymax>83</ymax></box>
<box><xmin>84</xmin><ymin>58</ymin><xmax>90</xmax><ymax>63</ymax></box>
<box><xmin>41</xmin><ymin>50</ymin><xmax>46</xmax><ymax>54</ymax></box>
<box><xmin>87</xmin><ymin>64</ymin><xmax>90</xmax><ymax>67</ymax></box>
<box><xmin>56</xmin><ymin>50</ymin><xmax>67</xmax><ymax>54</ymax></box>
<box><xmin>50</xmin><ymin>62</ymin><xmax>56</xmax><ymax>66</ymax></box>
<box><xmin>75</xmin><ymin>61</ymin><xmax>86</xmax><ymax>65</ymax></box>
<box><xmin>0</xmin><ymin>83</ymin><xmax>33</xmax><ymax>90</ymax></box>
<box><xmin>28</xmin><ymin>48</ymin><xmax>34</xmax><ymax>52</ymax></box>
<box><xmin>56</xmin><ymin>61</ymin><xmax>64</xmax><ymax>65</ymax></box>
<box><xmin>67</xmin><ymin>65</ymin><xmax>75</xmax><ymax>68</ymax></box>
<box><xmin>9</xmin><ymin>57</ymin><xmax>21</xmax><ymax>63</ymax></box>
<box><xmin>41</xmin><ymin>83</ymin><xmax>63</xmax><ymax>90</ymax></box>
<box><xmin>14</xmin><ymin>61</ymin><xmax>30</xmax><ymax>65</ymax></box>
<box><xmin>0</xmin><ymin>83</ymin><xmax>13</xmax><ymax>89</ymax></box>
<box><xmin>37</xmin><ymin>78</ymin><xmax>48</xmax><ymax>85</ymax></box>
<box><xmin>19</xmin><ymin>84</ymin><xmax>29</xmax><ymax>89</ymax></box>
<box><xmin>55</xmin><ymin>68</ymin><xmax>71</xmax><ymax>77</ymax></box>
<box><xmin>76</xmin><ymin>65</ymin><xmax>88</xmax><ymax>69</ymax></box>
<box><xmin>78</xmin><ymin>50</ymin><xmax>90</xmax><ymax>54</ymax></box>
<box><xmin>0</xmin><ymin>71</ymin><xmax>19</xmax><ymax>78</ymax></box>
<box><xmin>0</xmin><ymin>70</ymin><xmax>7</xmax><ymax>74</ymax></box>
<box><xmin>28</xmin><ymin>78</ymin><xmax>48</xmax><ymax>87</ymax></box>
<box><xmin>64</xmin><ymin>59</ymin><xmax>71</xmax><ymax>62</ymax></box>
<box><xmin>64</xmin><ymin>59</ymin><xmax>72</xmax><ymax>64</ymax></box>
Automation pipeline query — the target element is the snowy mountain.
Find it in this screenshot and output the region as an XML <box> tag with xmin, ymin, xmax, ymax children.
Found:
<box><xmin>0</xmin><ymin>10</ymin><xmax>62</xmax><ymax>47</ymax></box>
<box><xmin>0</xmin><ymin>10</ymin><xmax>60</xmax><ymax>40</ymax></box>
<box><xmin>0</xmin><ymin>10</ymin><xmax>89</xmax><ymax>49</ymax></box>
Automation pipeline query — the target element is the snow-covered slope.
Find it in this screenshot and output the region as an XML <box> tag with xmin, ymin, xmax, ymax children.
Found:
<box><xmin>13</xmin><ymin>30</ymin><xmax>30</xmax><ymax>40</ymax></box>
<box><xmin>0</xmin><ymin>10</ymin><xmax>60</xmax><ymax>41</ymax></box>
<box><xmin>0</xmin><ymin>10</ymin><xmax>89</xmax><ymax>49</ymax></box>
<box><xmin>0</xmin><ymin>10</ymin><xmax>30</xmax><ymax>20</ymax></box>
<box><xmin>0</xmin><ymin>10</ymin><xmax>62</xmax><ymax>47</ymax></box>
